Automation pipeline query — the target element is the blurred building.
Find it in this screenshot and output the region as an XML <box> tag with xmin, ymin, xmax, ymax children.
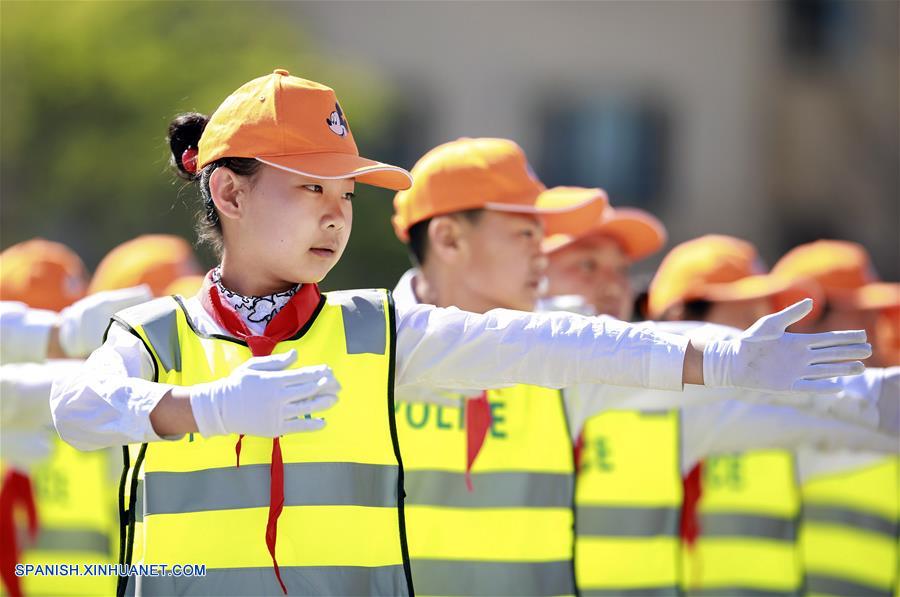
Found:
<box><xmin>298</xmin><ymin>0</ymin><xmax>898</xmax><ymax>280</ymax></box>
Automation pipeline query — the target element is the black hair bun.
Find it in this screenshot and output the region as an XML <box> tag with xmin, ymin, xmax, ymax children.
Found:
<box><xmin>168</xmin><ymin>112</ymin><xmax>209</xmax><ymax>180</ymax></box>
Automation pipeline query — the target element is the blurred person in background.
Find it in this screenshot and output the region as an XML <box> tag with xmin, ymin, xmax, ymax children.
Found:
<box><xmin>773</xmin><ymin>240</ymin><xmax>900</xmax><ymax>597</ymax></box>
<box><xmin>390</xmin><ymin>141</ymin><xmax>605</xmax><ymax>597</ymax></box>
<box><xmin>0</xmin><ymin>238</ymin><xmax>151</xmax><ymax>597</ymax></box>
<box><xmin>540</xmin><ymin>195</ymin><xmax>896</xmax><ymax>597</ymax></box>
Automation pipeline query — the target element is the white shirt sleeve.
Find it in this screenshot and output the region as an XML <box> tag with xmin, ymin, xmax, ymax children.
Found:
<box><xmin>394</xmin><ymin>303</ymin><xmax>689</xmax><ymax>395</ymax></box>
<box><xmin>0</xmin><ymin>301</ymin><xmax>59</xmax><ymax>364</ymax></box>
<box><xmin>49</xmin><ymin>322</ymin><xmax>175</xmax><ymax>451</ymax></box>
<box><xmin>681</xmin><ymin>399</ymin><xmax>898</xmax><ymax>472</ymax></box>
<box><xmin>1</xmin><ymin>359</ymin><xmax>83</xmax><ymax>469</ymax></box>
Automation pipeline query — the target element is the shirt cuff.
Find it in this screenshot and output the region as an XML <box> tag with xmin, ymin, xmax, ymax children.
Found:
<box><xmin>18</xmin><ymin>309</ymin><xmax>60</xmax><ymax>363</ymax></box>
<box><xmin>646</xmin><ymin>331</ymin><xmax>689</xmax><ymax>391</ymax></box>
<box><xmin>128</xmin><ymin>378</ymin><xmax>183</xmax><ymax>442</ymax></box>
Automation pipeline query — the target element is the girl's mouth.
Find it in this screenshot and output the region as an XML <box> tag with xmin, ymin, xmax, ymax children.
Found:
<box><xmin>309</xmin><ymin>247</ymin><xmax>335</xmax><ymax>258</ymax></box>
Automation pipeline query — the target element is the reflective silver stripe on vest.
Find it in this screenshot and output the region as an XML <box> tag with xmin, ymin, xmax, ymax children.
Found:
<box><xmin>138</xmin><ymin>564</ymin><xmax>408</xmax><ymax>596</ymax></box>
<box><xmin>331</xmin><ymin>290</ymin><xmax>386</xmax><ymax>355</ymax></box>
<box><xmin>686</xmin><ymin>588</ymin><xmax>798</xmax><ymax>597</ymax></box>
<box><xmin>576</xmin><ymin>506</ymin><xmax>680</xmax><ymax>537</ymax></box>
<box><xmin>699</xmin><ymin>512</ymin><xmax>797</xmax><ymax>541</ymax></box>
<box><xmin>803</xmin><ymin>504</ymin><xmax>899</xmax><ymax>538</ymax></box>
<box><xmin>33</xmin><ymin>528</ymin><xmax>111</xmax><ymax>554</ymax></box>
<box><xmin>805</xmin><ymin>573</ymin><xmax>893</xmax><ymax>597</ymax></box>
<box><xmin>144</xmin><ymin>462</ymin><xmax>397</xmax><ymax>515</ymax></box>
<box><xmin>582</xmin><ymin>587</ymin><xmax>679</xmax><ymax>597</ymax></box>
<box><xmin>404</xmin><ymin>470</ymin><xmax>573</xmax><ymax>509</ymax></box>
<box><xmin>116</xmin><ymin>297</ymin><xmax>182</xmax><ymax>373</ymax></box>
<box><xmin>409</xmin><ymin>559</ymin><xmax>574</xmax><ymax>596</ymax></box>
<box><xmin>134</xmin><ymin>478</ymin><xmax>144</xmax><ymax>523</ymax></box>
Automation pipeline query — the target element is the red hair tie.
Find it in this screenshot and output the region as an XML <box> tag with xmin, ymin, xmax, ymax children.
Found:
<box><xmin>181</xmin><ymin>147</ymin><xmax>198</xmax><ymax>173</ymax></box>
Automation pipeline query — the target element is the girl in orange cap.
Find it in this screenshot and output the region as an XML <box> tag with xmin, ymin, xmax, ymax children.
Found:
<box><xmin>52</xmin><ymin>71</ymin><xmax>871</xmax><ymax>597</ymax></box>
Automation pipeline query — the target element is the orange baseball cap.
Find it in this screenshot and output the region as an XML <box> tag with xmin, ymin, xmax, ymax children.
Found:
<box><xmin>391</xmin><ymin>139</ymin><xmax>605</xmax><ymax>242</ymax></box>
<box><xmin>163</xmin><ymin>274</ymin><xmax>205</xmax><ymax>298</ymax></box>
<box><xmin>89</xmin><ymin>235</ymin><xmax>202</xmax><ymax>297</ymax></box>
<box><xmin>197</xmin><ymin>69</ymin><xmax>412</xmax><ymax>191</ymax></box>
<box><xmin>0</xmin><ymin>239</ymin><xmax>88</xmax><ymax>311</ymax></box>
<box><xmin>542</xmin><ymin>190</ymin><xmax>666</xmax><ymax>262</ymax></box>
<box><xmin>771</xmin><ymin>240</ymin><xmax>898</xmax><ymax>310</ymax></box>
<box><xmin>648</xmin><ymin>234</ymin><xmax>822</xmax><ymax>319</ymax></box>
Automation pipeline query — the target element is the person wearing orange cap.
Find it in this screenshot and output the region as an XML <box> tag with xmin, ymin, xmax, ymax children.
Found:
<box><xmin>50</xmin><ymin>71</ymin><xmax>870</xmax><ymax>597</ymax></box>
<box><xmin>0</xmin><ymin>239</ymin><xmax>151</xmax><ymax>597</ymax></box>
<box><xmin>537</xmin><ymin>194</ymin><xmax>894</xmax><ymax>597</ymax></box>
<box><xmin>772</xmin><ymin>240</ymin><xmax>900</xmax><ymax>597</ymax></box>
<box><xmin>391</xmin><ymin>145</ymin><xmax>609</xmax><ymax>596</ymax></box>
<box><xmin>89</xmin><ymin>234</ymin><xmax>202</xmax><ymax>297</ymax></box>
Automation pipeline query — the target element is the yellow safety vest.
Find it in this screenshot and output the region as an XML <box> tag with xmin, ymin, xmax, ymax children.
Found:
<box><xmin>395</xmin><ymin>385</ymin><xmax>575</xmax><ymax>596</ymax></box>
<box><xmin>575</xmin><ymin>409</ymin><xmax>682</xmax><ymax>597</ymax></box>
<box><xmin>684</xmin><ymin>450</ymin><xmax>803</xmax><ymax>596</ymax></box>
<box><xmin>114</xmin><ymin>290</ymin><xmax>411</xmax><ymax>596</ymax></box>
<box><xmin>19</xmin><ymin>437</ymin><xmax>118</xmax><ymax>596</ymax></box>
<box><xmin>800</xmin><ymin>455</ymin><xmax>899</xmax><ymax>597</ymax></box>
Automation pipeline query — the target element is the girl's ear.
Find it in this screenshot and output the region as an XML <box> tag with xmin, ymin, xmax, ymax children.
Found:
<box><xmin>209</xmin><ymin>167</ymin><xmax>245</xmax><ymax>221</ymax></box>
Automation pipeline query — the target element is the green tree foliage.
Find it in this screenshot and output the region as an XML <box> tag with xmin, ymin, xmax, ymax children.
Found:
<box><xmin>1</xmin><ymin>0</ymin><xmax>411</xmax><ymax>289</ymax></box>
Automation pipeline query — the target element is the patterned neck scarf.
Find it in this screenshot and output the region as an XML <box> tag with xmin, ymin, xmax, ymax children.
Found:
<box><xmin>211</xmin><ymin>266</ymin><xmax>300</xmax><ymax>335</ymax></box>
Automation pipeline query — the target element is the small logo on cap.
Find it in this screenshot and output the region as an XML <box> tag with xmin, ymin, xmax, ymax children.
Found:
<box><xmin>326</xmin><ymin>103</ymin><xmax>348</xmax><ymax>137</ymax></box>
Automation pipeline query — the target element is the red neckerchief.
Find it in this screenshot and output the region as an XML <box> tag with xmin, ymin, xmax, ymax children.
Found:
<box><xmin>198</xmin><ymin>271</ymin><xmax>321</xmax><ymax>595</ymax></box>
<box><xmin>0</xmin><ymin>469</ymin><xmax>39</xmax><ymax>597</ymax></box>
<box><xmin>681</xmin><ymin>461</ymin><xmax>704</xmax><ymax>589</ymax></box>
<box><xmin>464</xmin><ymin>393</ymin><xmax>493</xmax><ymax>492</ymax></box>
<box><xmin>573</xmin><ymin>429</ymin><xmax>585</xmax><ymax>472</ymax></box>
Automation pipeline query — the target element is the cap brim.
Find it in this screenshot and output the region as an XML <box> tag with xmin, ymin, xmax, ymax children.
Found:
<box><xmin>701</xmin><ymin>274</ymin><xmax>824</xmax><ymax>320</ymax></box>
<box><xmin>851</xmin><ymin>282</ymin><xmax>900</xmax><ymax>311</ymax></box>
<box><xmin>256</xmin><ymin>153</ymin><xmax>413</xmax><ymax>191</ymax></box>
<box><xmin>541</xmin><ymin>207</ymin><xmax>666</xmax><ymax>261</ymax></box>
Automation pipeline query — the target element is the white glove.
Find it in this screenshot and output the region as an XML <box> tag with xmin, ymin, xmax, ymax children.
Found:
<box><xmin>58</xmin><ymin>285</ymin><xmax>154</xmax><ymax>358</ymax></box>
<box><xmin>703</xmin><ymin>299</ymin><xmax>871</xmax><ymax>394</ymax></box>
<box><xmin>189</xmin><ymin>349</ymin><xmax>339</xmax><ymax>438</ymax></box>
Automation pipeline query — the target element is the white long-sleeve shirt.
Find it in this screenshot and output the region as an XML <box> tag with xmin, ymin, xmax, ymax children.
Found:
<box><xmin>51</xmin><ymin>281</ymin><xmax>690</xmax><ymax>451</ymax></box>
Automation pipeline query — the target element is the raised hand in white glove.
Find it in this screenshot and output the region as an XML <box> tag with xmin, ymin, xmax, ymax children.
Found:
<box><xmin>703</xmin><ymin>299</ymin><xmax>871</xmax><ymax>394</ymax></box>
<box><xmin>58</xmin><ymin>285</ymin><xmax>154</xmax><ymax>358</ymax></box>
<box><xmin>188</xmin><ymin>349</ymin><xmax>339</xmax><ymax>438</ymax></box>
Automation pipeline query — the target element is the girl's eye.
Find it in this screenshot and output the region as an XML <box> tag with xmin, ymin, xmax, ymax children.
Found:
<box><xmin>519</xmin><ymin>229</ymin><xmax>536</xmax><ymax>239</ymax></box>
<box><xmin>343</xmin><ymin>192</ymin><xmax>356</xmax><ymax>201</ymax></box>
<box><xmin>303</xmin><ymin>184</ymin><xmax>324</xmax><ymax>193</ymax></box>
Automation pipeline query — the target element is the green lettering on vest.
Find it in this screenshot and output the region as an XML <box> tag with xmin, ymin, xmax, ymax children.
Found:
<box><xmin>406</xmin><ymin>403</ymin><xmax>430</xmax><ymax>429</ymax></box>
<box><xmin>593</xmin><ymin>437</ymin><xmax>614</xmax><ymax>471</ymax></box>
<box><xmin>705</xmin><ymin>455</ymin><xmax>743</xmax><ymax>490</ymax></box>
<box><xmin>489</xmin><ymin>401</ymin><xmax>507</xmax><ymax>438</ymax></box>
<box><xmin>436</xmin><ymin>406</ymin><xmax>453</xmax><ymax>430</ymax></box>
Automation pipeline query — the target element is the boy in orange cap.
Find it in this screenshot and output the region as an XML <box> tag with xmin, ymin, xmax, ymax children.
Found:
<box><xmin>391</xmin><ymin>145</ymin><xmax>607</xmax><ymax>596</ymax></box>
<box><xmin>52</xmin><ymin>72</ymin><xmax>870</xmax><ymax>597</ymax></box>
